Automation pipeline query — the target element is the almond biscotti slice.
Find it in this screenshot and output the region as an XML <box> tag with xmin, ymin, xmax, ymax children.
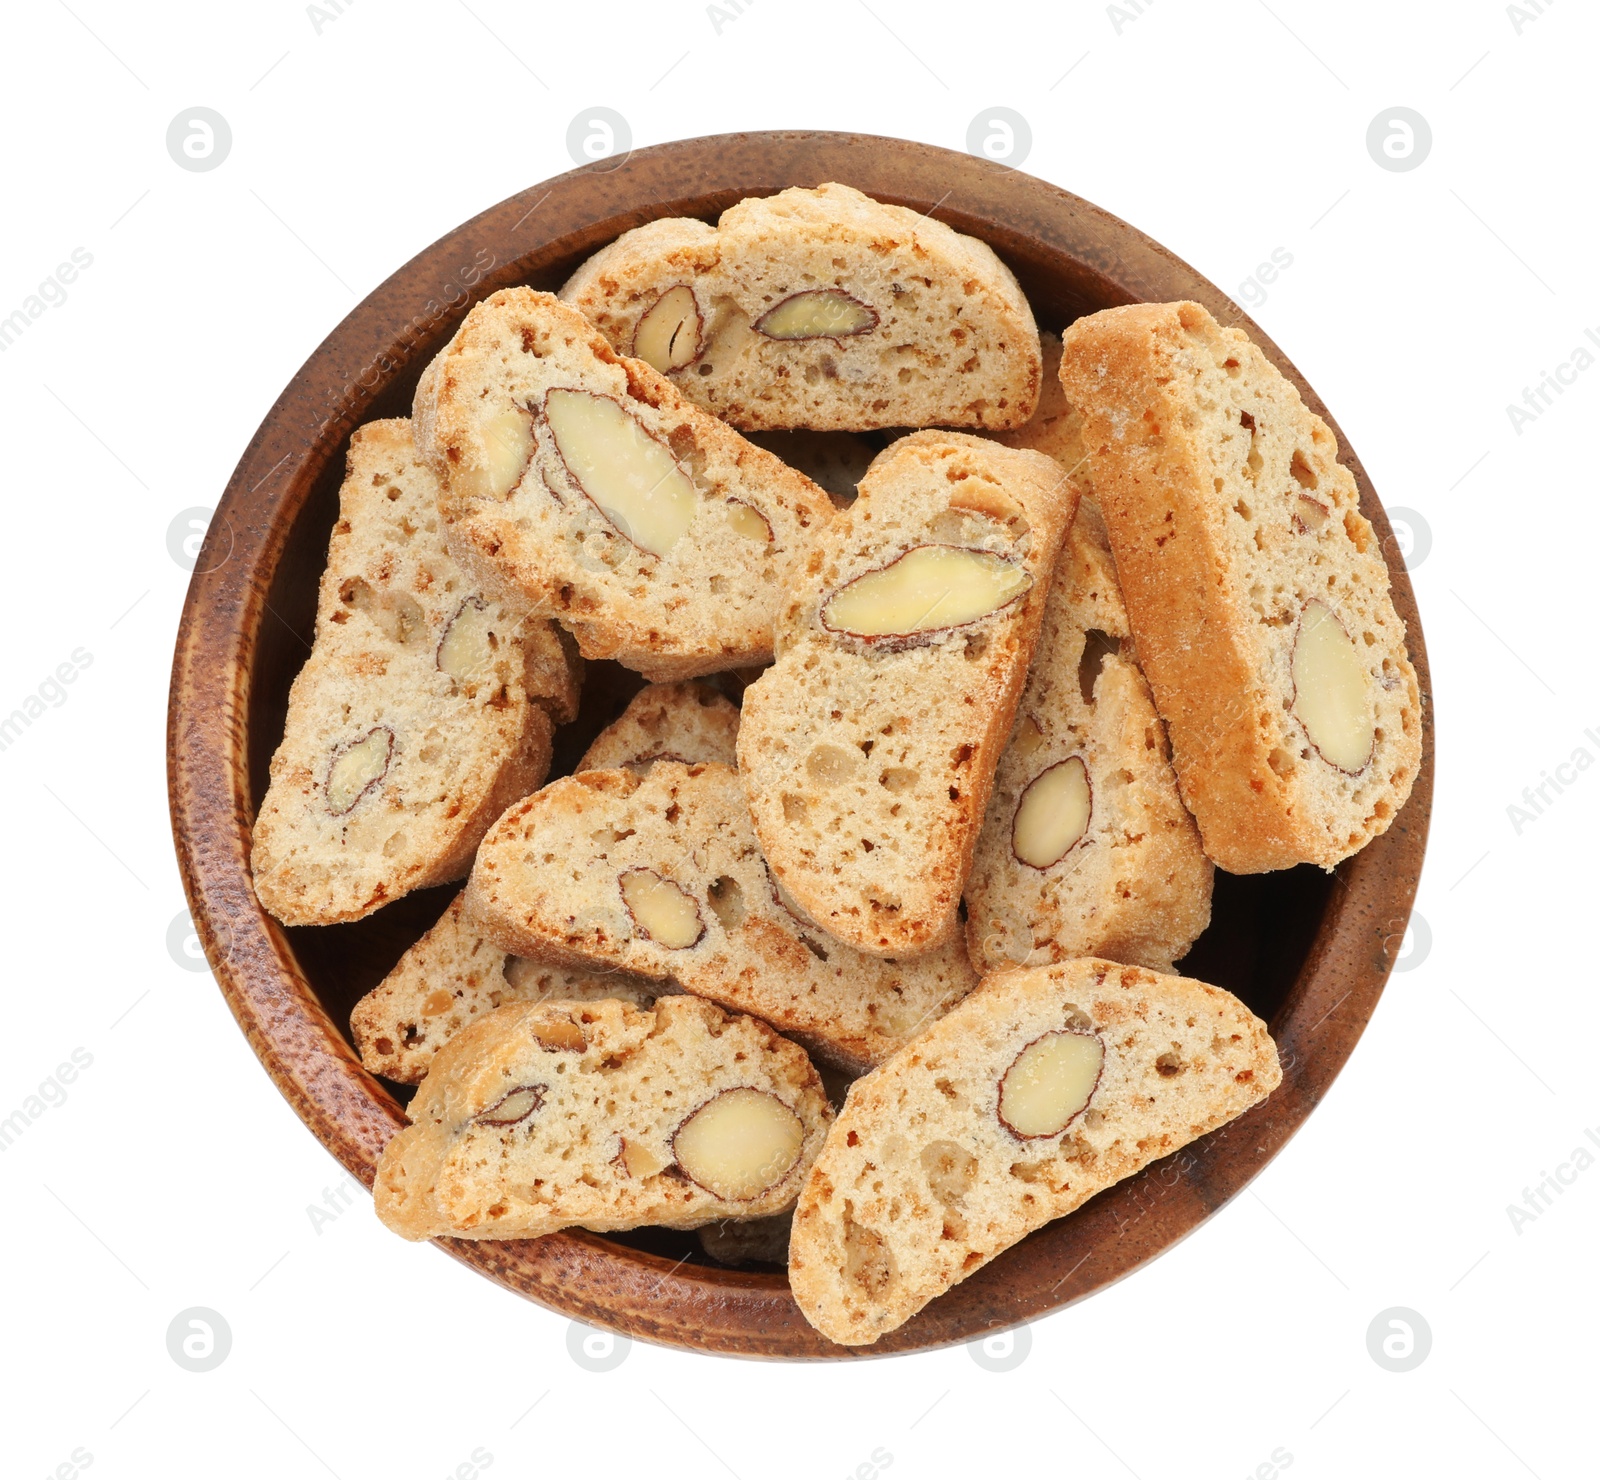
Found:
<box><xmin>464</xmin><ymin>764</ymin><xmax>978</xmax><ymax>1074</ymax></box>
<box><xmin>412</xmin><ymin>288</ymin><xmax>836</xmax><ymax>681</ymax></box>
<box><xmin>560</xmin><ymin>182</ymin><xmax>1041</xmax><ymax>432</ymax></box>
<box><xmin>789</xmin><ymin>957</ymin><xmax>1280</xmax><ymax>1345</ymax></box>
<box><xmin>579</xmin><ymin>680</ymin><xmax>739</xmax><ymax>772</ymax></box>
<box><xmin>1060</xmin><ymin>302</ymin><xmax>1422</xmax><ymax>871</ymax></box>
<box><xmin>375</xmin><ymin>995</ymin><xmax>832</xmax><ymax>1241</ymax></box>
<box><xmin>350</xmin><ymin>894</ymin><xmax>659</xmax><ymax>1084</ymax></box>
<box><xmin>351</xmin><ymin>681</ymin><xmax>739</xmax><ymax>1082</ymax></box>
<box><xmin>964</xmin><ymin>502</ymin><xmax>1213</xmax><ymax>973</ymax></box>
<box><xmin>250</xmin><ymin>419</ymin><xmax>581</xmax><ymax>927</ymax></box>
<box><xmin>737</xmin><ymin>433</ymin><xmax>1078</xmax><ymax>956</ymax></box>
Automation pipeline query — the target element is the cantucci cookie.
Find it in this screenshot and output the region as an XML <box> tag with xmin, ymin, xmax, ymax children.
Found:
<box><xmin>374</xmin><ymin>996</ymin><xmax>832</xmax><ymax>1241</ymax></box>
<box><xmin>251</xmin><ymin>419</ymin><xmax>580</xmax><ymax>927</ymax></box>
<box><xmin>350</xmin><ymin>894</ymin><xmax>658</xmax><ymax>1084</ymax></box>
<box><xmin>412</xmin><ymin>287</ymin><xmax>835</xmax><ymax>681</ymax></box>
<box><xmin>579</xmin><ymin>680</ymin><xmax>740</xmax><ymax>772</ymax></box>
<box><xmin>352</xmin><ymin>679</ymin><xmax>739</xmax><ymax>1081</ymax></box>
<box><xmin>737</xmin><ymin>433</ymin><xmax>1077</xmax><ymax>956</ymax></box>
<box><xmin>964</xmin><ymin>502</ymin><xmax>1213</xmax><ymax>974</ymax></box>
<box><xmin>464</xmin><ymin>763</ymin><xmax>978</xmax><ymax>1074</ymax></box>
<box><xmin>1059</xmin><ymin>302</ymin><xmax>1422</xmax><ymax>871</ymax></box>
<box><xmin>789</xmin><ymin>957</ymin><xmax>1280</xmax><ymax>1345</ymax></box>
<box><xmin>560</xmin><ymin>183</ymin><xmax>1041</xmax><ymax>431</ymax></box>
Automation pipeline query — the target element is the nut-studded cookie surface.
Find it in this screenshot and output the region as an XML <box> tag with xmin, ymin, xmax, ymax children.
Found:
<box><xmin>250</xmin><ymin>419</ymin><xmax>579</xmax><ymax>926</ymax></box>
<box><xmin>561</xmin><ymin>183</ymin><xmax>1042</xmax><ymax>433</ymax></box>
<box><xmin>375</xmin><ymin>995</ymin><xmax>832</xmax><ymax>1241</ymax></box>
<box><xmin>964</xmin><ymin>501</ymin><xmax>1213</xmax><ymax>973</ymax></box>
<box><xmin>737</xmin><ymin>432</ymin><xmax>1078</xmax><ymax>955</ymax></box>
<box><xmin>464</xmin><ymin>763</ymin><xmax>978</xmax><ymax>1075</ymax></box>
<box><xmin>788</xmin><ymin>958</ymin><xmax>1280</xmax><ymax>1344</ymax></box>
<box><xmin>412</xmin><ymin>288</ymin><xmax>836</xmax><ymax>681</ymax></box>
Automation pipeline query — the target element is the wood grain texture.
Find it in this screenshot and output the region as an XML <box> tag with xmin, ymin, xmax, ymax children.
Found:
<box><xmin>166</xmin><ymin>131</ymin><xmax>1433</xmax><ymax>1359</ymax></box>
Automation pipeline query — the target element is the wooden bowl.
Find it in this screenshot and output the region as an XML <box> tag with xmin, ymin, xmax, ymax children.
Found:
<box><xmin>167</xmin><ymin>131</ymin><xmax>1432</xmax><ymax>1358</ymax></box>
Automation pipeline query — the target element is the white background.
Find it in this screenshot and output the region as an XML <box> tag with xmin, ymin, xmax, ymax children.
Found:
<box><xmin>3</xmin><ymin>1</ymin><xmax>1593</xmax><ymax>1475</ymax></box>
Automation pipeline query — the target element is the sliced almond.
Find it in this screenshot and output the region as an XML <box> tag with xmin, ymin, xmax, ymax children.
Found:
<box><xmin>997</xmin><ymin>1030</ymin><xmax>1103</xmax><ymax>1138</ymax></box>
<box><xmin>615</xmin><ymin>1136</ymin><xmax>669</xmax><ymax>1179</ymax></box>
<box><xmin>672</xmin><ymin>1088</ymin><xmax>805</xmax><ymax>1200</ymax></box>
<box><xmin>726</xmin><ymin>499</ymin><xmax>772</xmax><ymax>543</ymax></box>
<box><xmin>1011</xmin><ymin>756</ymin><xmax>1092</xmax><ymax>869</ymax></box>
<box><xmin>821</xmin><ymin>545</ymin><xmax>1031</xmax><ymax>640</ymax></box>
<box><xmin>531</xmin><ymin>1018</ymin><xmax>587</xmax><ymax>1052</ymax></box>
<box><xmin>633</xmin><ymin>285</ymin><xmax>702</xmax><ymax>372</ymax></box>
<box><xmin>1291</xmin><ymin>599</ymin><xmax>1375</xmax><ymax>773</ymax></box>
<box><xmin>478</xmin><ymin>406</ymin><xmax>534</xmax><ymax>498</ymax></box>
<box><xmin>544</xmin><ymin>388</ymin><xmax>698</xmax><ymax>558</ymax></box>
<box><xmin>475</xmin><ymin>1082</ymin><xmax>547</xmax><ymax>1127</ymax></box>
<box><xmin>326</xmin><ymin>727</ymin><xmax>393</xmax><ymax>816</ymax></box>
<box><xmin>754</xmin><ymin>290</ymin><xmax>878</xmax><ymax>340</ymax></box>
<box><xmin>436</xmin><ymin>596</ymin><xmax>498</xmax><ymax>682</ymax></box>
<box><xmin>619</xmin><ymin>868</ymin><xmax>705</xmax><ymax>949</ymax></box>
<box><xmin>1012</xmin><ymin>715</ymin><xmax>1046</xmax><ymax>761</ymax></box>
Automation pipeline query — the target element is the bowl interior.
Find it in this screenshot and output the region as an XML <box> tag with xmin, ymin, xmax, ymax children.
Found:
<box><xmin>175</xmin><ymin>132</ymin><xmax>1431</xmax><ymax>1356</ymax></box>
<box><xmin>251</xmin><ymin>214</ymin><xmax>1333</xmax><ymax>1270</ymax></box>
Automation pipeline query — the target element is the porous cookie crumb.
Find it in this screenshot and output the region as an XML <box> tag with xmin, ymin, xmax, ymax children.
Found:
<box><xmin>250</xmin><ymin>418</ymin><xmax>579</xmax><ymax>926</ymax></box>
<box><xmin>788</xmin><ymin>957</ymin><xmax>1280</xmax><ymax>1344</ymax></box>
<box><xmin>375</xmin><ymin>996</ymin><xmax>832</xmax><ymax>1241</ymax></box>
<box><xmin>464</xmin><ymin>763</ymin><xmax>978</xmax><ymax>1074</ymax></box>
<box><xmin>737</xmin><ymin>432</ymin><xmax>1078</xmax><ymax>955</ymax></box>
<box><xmin>561</xmin><ymin>183</ymin><xmax>1041</xmax><ymax>432</ymax></box>
<box><xmin>412</xmin><ymin>288</ymin><xmax>836</xmax><ymax>682</ymax></box>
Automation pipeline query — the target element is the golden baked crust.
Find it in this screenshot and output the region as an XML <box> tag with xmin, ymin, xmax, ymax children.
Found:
<box><xmin>1059</xmin><ymin>302</ymin><xmax>1421</xmax><ymax>872</ymax></box>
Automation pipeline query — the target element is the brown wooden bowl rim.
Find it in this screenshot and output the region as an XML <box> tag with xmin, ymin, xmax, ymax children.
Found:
<box><xmin>166</xmin><ymin>129</ymin><xmax>1433</xmax><ymax>1360</ymax></box>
